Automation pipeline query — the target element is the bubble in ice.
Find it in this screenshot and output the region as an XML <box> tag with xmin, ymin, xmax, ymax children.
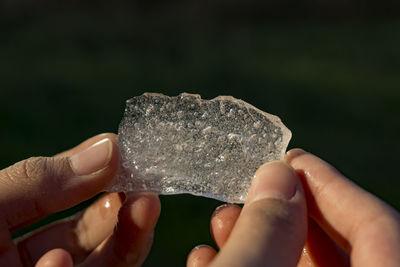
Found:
<box><xmin>106</xmin><ymin>93</ymin><xmax>292</xmax><ymax>203</ymax></box>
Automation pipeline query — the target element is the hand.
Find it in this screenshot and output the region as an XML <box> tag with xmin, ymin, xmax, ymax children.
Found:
<box><xmin>187</xmin><ymin>160</ymin><xmax>307</xmax><ymax>267</ymax></box>
<box><xmin>0</xmin><ymin>133</ymin><xmax>161</xmax><ymax>267</ymax></box>
<box><xmin>187</xmin><ymin>149</ymin><xmax>400</xmax><ymax>267</ymax></box>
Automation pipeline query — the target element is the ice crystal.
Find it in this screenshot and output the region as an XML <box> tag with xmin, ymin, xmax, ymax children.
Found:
<box><xmin>106</xmin><ymin>93</ymin><xmax>291</xmax><ymax>203</ymax></box>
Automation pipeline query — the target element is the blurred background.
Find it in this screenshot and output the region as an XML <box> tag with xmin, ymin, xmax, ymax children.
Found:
<box><xmin>1</xmin><ymin>0</ymin><xmax>400</xmax><ymax>266</ymax></box>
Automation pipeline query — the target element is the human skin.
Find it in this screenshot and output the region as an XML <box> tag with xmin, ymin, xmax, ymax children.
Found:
<box><xmin>2</xmin><ymin>135</ymin><xmax>399</xmax><ymax>267</ymax></box>
<box><xmin>0</xmin><ymin>133</ymin><xmax>161</xmax><ymax>267</ymax></box>
<box><xmin>187</xmin><ymin>149</ymin><xmax>400</xmax><ymax>267</ymax></box>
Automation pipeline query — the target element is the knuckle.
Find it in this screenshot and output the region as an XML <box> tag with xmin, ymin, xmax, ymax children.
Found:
<box><xmin>1</xmin><ymin>157</ymin><xmax>45</xmax><ymax>186</ymax></box>
<box><xmin>24</xmin><ymin>157</ymin><xmax>51</xmax><ymax>181</ymax></box>
<box><xmin>1</xmin><ymin>156</ymin><xmax>73</xmax><ymax>188</ymax></box>
<box><xmin>18</xmin><ymin>157</ymin><xmax>53</xmax><ymax>186</ymax></box>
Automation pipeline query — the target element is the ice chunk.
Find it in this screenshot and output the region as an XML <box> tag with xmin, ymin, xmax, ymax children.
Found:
<box><xmin>106</xmin><ymin>93</ymin><xmax>291</xmax><ymax>203</ymax></box>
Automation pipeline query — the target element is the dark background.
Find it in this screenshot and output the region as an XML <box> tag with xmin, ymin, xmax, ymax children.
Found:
<box><xmin>1</xmin><ymin>1</ymin><xmax>400</xmax><ymax>266</ymax></box>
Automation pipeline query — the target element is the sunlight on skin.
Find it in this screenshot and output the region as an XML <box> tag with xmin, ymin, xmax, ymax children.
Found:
<box><xmin>0</xmin><ymin>134</ymin><xmax>161</xmax><ymax>267</ymax></box>
<box><xmin>186</xmin><ymin>149</ymin><xmax>400</xmax><ymax>267</ymax></box>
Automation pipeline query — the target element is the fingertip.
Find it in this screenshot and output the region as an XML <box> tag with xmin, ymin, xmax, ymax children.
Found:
<box><xmin>95</xmin><ymin>133</ymin><xmax>118</xmax><ymax>142</ymax></box>
<box><xmin>55</xmin><ymin>133</ymin><xmax>118</xmax><ymax>158</ymax></box>
<box><xmin>35</xmin><ymin>248</ymin><xmax>73</xmax><ymax>267</ymax></box>
<box><xmin>100</xmin><ymin>137</ymin><xmax>121</xmax><ymax>181</ymax></box>
<box><xmin>61</xmin><ymin>137</ymin><xmax>121</xmax><ymax>201</ymax></box>
<box><xmin>71</xmin><ymin>193</ymin><xmax>124</xmax><ymax>255</ymax></box>
<box><xmin>209</xmin><ymin>162</ymin><xmax>307</xmax><ymax>266</ymax></box>
<box><xmin>285</xmin><ymin>148</ymin><xmax>308</xmax><ymax>164</ymax></box>
<box><xmin>246</xmin><ymin>161</ymin><xmax>299</xmax><ymax>204</ymax></box>
<box><xmin>82</xmin><ymin>193</ymin><xmax>161</xmax><ymax>266</ymax></box>
<box><xmin>121</xmin><ymin>193</ymin><xmax>161</xmax><ymax>231</ymax></box>
<box><xmin>187</xmin><ymin>245</ymin><xmax>217</xmax><ymax>267</ymax></box>
<box><xmin>211</xmin><ymin>204</ymin><xmax>241</xmax><ymax>248</ymax></box>
<box><xmin>212</xmin><ymin>203</ymin><xmax>241</xmax><ymax>219</ymax></box>
<box><xmin>72</xmin><ymin>134</ymin><xmax>120</xmax><ymax>178</ymax></box>
<box><xmin>98</xmin><ymin>136</ymin><xmax>121</xmax><ymax>179</ymax></box>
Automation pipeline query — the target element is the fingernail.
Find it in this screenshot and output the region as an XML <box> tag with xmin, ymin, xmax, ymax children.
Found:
<box><xmin>70</xmin><ymin>138</ymin><xmax>112</xmax><ymax>176</ymax></box>
<box><xmin>212</xmin><ymin>203</ymin><xmax>232</xmax><ymax>217</ymax></box>
<box><xmin>191</xmin><ymin>244</ymin><xmax>212</xmax><ymax>252</ymax></box>
<box><xmin>285</xmin><ymin>148</ymin><xmax>308</xmax><ymax>164</ymax></box>
<box><xmin>246</xmin><ymin>161</ymin><xmax>297</xmax><ymax>204</ymax></box>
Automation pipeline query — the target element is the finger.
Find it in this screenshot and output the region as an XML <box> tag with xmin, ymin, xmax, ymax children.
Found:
<box><xmin>81</xmin><ymin>193</ymin><xmax>161</xmax><ymax>267</ymax></box>
<box><xmin>298</xmin><ymin>248</ymin><xmax>315</xmax><ymax>267</ymax></box>
<box><xmin>0</xmin><ymin>220</ymin><xmax>23</xmax><ymax>267</ymax></box>
<box><xmin>210</xmin><ymin>204</ymin><xmax>241</xmax><ymax>249</ymax></box>
<box><xmin>35</xmin><ymin>248</ymin><xmax>73</xmax><ymax>267</ymax></box>
<box><xmin>188</xmin><ymin>205</ymin><xmax>240</xmax><ymax>267</ymax></box>
<box><xmin>210</xmin><ymin>161</ymin><xmax>307</xmax><ymax>267</ymax></box>
<box><xmin>298</xmin><ymin>218</ymin><xmax>349</xmax><ymax>267</ymax></box>
<box><xmin>187</xmin><ymin>245</ymin><xmax>217</xmax><ymax>267</ymax></box>
<box><xmin>55</xmin><ymin>133</ymin><xmax>117</xmax><ymax>158</ymax></box>
<box><xmin>0</xmin><ymin>136</ymin><xmax>120</xmax><ymax>231</ymax></box>
<box><xmin>16</xmin><ymin>193</ymin><xmax>124</xmax><ymax>265</ymax></box>
<box><xmin>286</xmin><ymin>149</ymin><xmax>400</xmax><ymax>267</ymax></box>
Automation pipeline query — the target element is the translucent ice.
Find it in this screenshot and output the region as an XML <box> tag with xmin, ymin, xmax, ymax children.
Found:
<box><xmin>106</xmin><ymin>93</ymin><xmax>291</xmax><ymax>203</ymax></box>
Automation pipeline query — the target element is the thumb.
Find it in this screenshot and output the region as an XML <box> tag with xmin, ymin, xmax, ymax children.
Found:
<box><xmin>0</xmin><ymin>137</ymin><xmax>120</xmax><ymax>231</ymax></box>
<box><xmin>211</xmin><ymin>161</ymin><xmax>307</xmax><ymax>267</ymax></box>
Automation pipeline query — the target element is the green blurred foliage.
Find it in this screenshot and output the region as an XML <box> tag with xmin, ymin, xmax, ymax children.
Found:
<box><xmin>1</xmin><ymin>2</ymin><xmax>400</xmax><ymax>266</ymax></box>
